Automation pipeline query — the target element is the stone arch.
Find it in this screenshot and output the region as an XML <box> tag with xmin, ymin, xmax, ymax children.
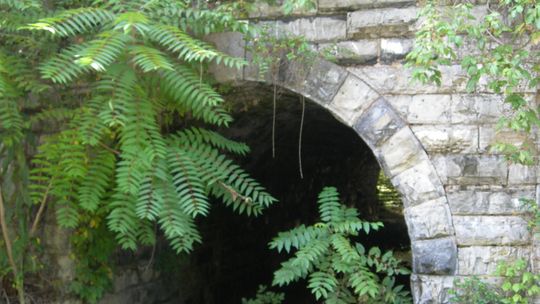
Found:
<box><xmin>241</xmin><ymin>58</ymin><xmax>459</xmax><ymax>301</ymax></box>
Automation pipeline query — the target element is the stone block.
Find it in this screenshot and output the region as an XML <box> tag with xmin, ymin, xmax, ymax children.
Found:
<box><xmin>458</xmin><ymin>246</ymin><xmax>531</xmax><ymax>275</ymax></box>
<box><xmin>479</xmin><ymin>127</ymin><xmax>531</xmax><ymax>153</ymax></box>
<box><xmin>302</xmin><ymin>60</ymin><xmax>348</xmax><ymax>104</ymax></box>
<box><xmin>275</xmin><ymin>17</ymin><xmax>347</xmax><ymax>42</ymax></box>
<box><xmin>412</xmin><ymin>125</ymin><xmax>478</xmax><ymax>153</ymax></box>
<box><xmin>348</xmin><ymin>64</ymin><xmax>468</xmax><ymax>95</ymax></box>
<box><xmin>404</xmin><ymin>197</ymin><xmax>454</xmax><ymax>240</ymax></box>
<box><xmin>328</xmin><ymin>74</ymin><xmax>379</xmax><ymax>125</ymax></box>
<box><xmin>447</xmin><ymin>187</ymin><xmax>535</xmax><ymax>215</ymax></box>
<box><xmin>412</xmin><ymin>237</ymin><xmax>457</xmax><ymax>275</ymax></box>
<box><xmin>347</xmin><ymin>7</ymin><xmax>419</xmax><ymax>38</ymax></box>
<box><xmin>407</xmin><ymin>94</ymin><xmax>452</xmax><ymax>124</ymax></box>
<box><xmin>391</xmin><ymin>160</ymin><xmax>445</xmax><ymax>207</ymax></box>
<box><xmin>319</xmin><ymin>0</ymin><xmax>414</xmax><ymax>12</ymax></box>
<box><xmin>318</xmin><ymin>40</ymin><xmax>378</xmax><ymax>65</ymax></box>
<box><xmin>454</xmin><ymin>216</ymin><xmax>531</xmax><ymax>246</ymax></box>
<box><xmin>411</xmin><ymin>274</ymin><xmax>455</xmax><ymax>304</ymax></box>
<box><xmin>353</xmin><ymin>97</ymin><xmax>405</xmax><ymax>149</ymax></box>
<box><xmin>205</xmin><ymin>32</ymin><xmax>246</xmax><ymax>83</ymax></box>
<box><xmin>379</xmin><ymin>127</ymin><xmax>427</xmax><ymax>177</ymax></box>
<box><xmin>451</xmin><ymin>94</ymin><xmax>505</xmax><ymax>124</ymax></box>
<box><xmin>380</xmin><ymin>38</ymin><xmax>413</xmax><ymax>62</ymax></box>
<box><xmin>440</xmin><ymin>155</ymin><xmax>508</xmax><ymax>185</ymax></box>
<box><xmin>508</xmin><ymin>163</ymin><xmax>537</xmax><ymax>185</ymax></box>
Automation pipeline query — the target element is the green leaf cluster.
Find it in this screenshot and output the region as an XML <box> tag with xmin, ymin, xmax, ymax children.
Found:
<box><xmin>269</xmin><ymin>187</ymin><xmax>411</xmax><ymax>304</ymax></box>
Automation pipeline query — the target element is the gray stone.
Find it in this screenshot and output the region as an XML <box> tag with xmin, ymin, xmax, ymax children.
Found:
<box><xmin>205</xmin><ymin>32</ymin><xmax>246</xmax><ymax>83</ymax></box>
<box><xmin>318</xmin><ymin>40</ymin><xmax>378</xmax><ymax>65</ymax></box>
<box><xmin>348</xmin><ymin>64</ymin><xmax>468</xmax><ymax>95</ymax></box>
<box><xmin>439</xmin><ymin>155</ymin><xmax>508</xmax><ymax>185</ymax></box>
<box><xmin>391</xmin><ymin>160</ymin><xmax>445</xmax><ymax>207</ymax></box>
<box><xmin>412</xmin><ymin>237</ymin><xmax>457</xmax><ymax>275</ymax></box>
<box><xmin>380</xmin><ymin>38</ymin><xmax>414</xmax><ymax>62</ymax></box>
<box><xmin>411</xmin><ymin>274</ymin><xmax>455</xmax><ymax>304</ymax></box>
<box><xmin>248</xmin><ymin>0</ymin><xmax>317</xmax><ymax>18</ymax></box>
<box><xmin>447</xmin><ymin>187</ymin><xmax>535</xmax><ymax>215</ymax></box>
<box><xmin>451</xmin><ymin>94</ymin><xmax>505</xmax><ymax>124</ymax></box>
<box><xmin>458</xmin><ymin>246</ymin><xmax>531</xmax><ymax>275</ymax></box>
<box><xmin>479</xmin><ymin>126</ymin><xmax>530</xmax><ymax>153</ymax></box>
<box><xmin>275</xmin><ymin>17</ymin><xmax>347</xmax><ymax>42</ymax></box>
<box><xmin>454</xmin><ymin>216</ymin><xmax>531</xmax><ymax>246</ymax></box>
<box><xmin>319</xmin><ymin>0</ymin><xmax>414</xmax><ymax>12</ymax></box>
<box><xmin>412</xmin><ymin>125</ymin><xmax>478</xmax><ymax>153</ymax></box>
<box><xmin>508</xmin><ymin>163</ymin><xmax>537</xmax><ymax>185</ymax></box>
<box><xmin>353</xmin><ymin>97</ymin><xmax>405</xmax><ymax>149</ymax></box>
<box><xmin>408</xmin><ymin>95</ymin><xmax>452</xmax><ymax>124</ymax></box>
<box><xmin>404</xmin><ymin>197</ymin><xmax>454</xmax><ymax>240</ymax></box>
<box><xmin>347</xmin><ymin>7</ymin><xmax>419</xmax><ymax>38</ymax></box>
<box><xmin>302</xmin><ymin>60</ymin><xmax>348</xmax><ymax>104</ymax></box>
<box><xmin>328</xmin><ymin>74</ymin><xmax>379</xmax><ymax>125</ymax></box>
<box><xmin>379</xmin><ymin>127</ymin><xmax>427</xmax><ymax>177</ymax></box>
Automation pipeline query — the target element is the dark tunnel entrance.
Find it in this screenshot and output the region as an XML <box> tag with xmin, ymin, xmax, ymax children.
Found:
<box><xmin>156</xmin><ymin>85</ymin><xmax>411</xmax><ymax>304</ymax></box>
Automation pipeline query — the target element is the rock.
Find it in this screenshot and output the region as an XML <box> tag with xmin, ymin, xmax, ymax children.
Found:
<box><xmin>454</xmin><ymin>216</ymin><xmax>531</xmax><ymax>246</ymax></box>
<box><xmin>405</xmin><ymin>197</ymin><xmax>454</xmax><ymax>240</ymax></box>
<box><xmin>412</xmin><ymin>237</ymin><xmax>457</xmax><ymax>275</ymax></box>
<box><xmin>328</xmin><ymin>74</ymin><xmax>379</xmax><ymax>125</ymax></box>
<box><xmin>458</xmin><ymin>246</ymin><xmax>531</xmax><ymax>275</ymax></box>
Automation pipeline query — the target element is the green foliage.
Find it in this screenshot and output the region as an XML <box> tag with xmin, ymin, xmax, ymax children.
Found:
<box><xmin>407</xmin><ymin>0</ymin><xmax>540</xmax><ymax>164</ymax></box>
<box><xmin>269</xmin><ymin>187</ymin><xmax>411</xmax><ymax>304</ymax></box>
<box><xmin>1</xmin><ymin>0</ymin><xmax>282</xmax><ymax>302</ymax></box>
<box><xmin>242</xmin><ymin>285</ymin><xmax>285</xmax><ymax>304</ymax></box>
<box><xmin>449</xmin><ymin>277</ymin><xmax>502</xmax><ymax>304</ymax></box>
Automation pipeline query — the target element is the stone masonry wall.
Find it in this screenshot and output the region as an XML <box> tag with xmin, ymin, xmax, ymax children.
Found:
<box><xmin>208</xmin><ymin>1</ymin><xmax>540</xmax><ymax>303</ymax></box>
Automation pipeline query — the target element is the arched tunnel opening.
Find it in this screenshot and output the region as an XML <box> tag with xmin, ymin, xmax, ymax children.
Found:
<box><xmin>154</xmin><ymin>84</ymin><xmax>412</xmax><ymax>304</ymax></box>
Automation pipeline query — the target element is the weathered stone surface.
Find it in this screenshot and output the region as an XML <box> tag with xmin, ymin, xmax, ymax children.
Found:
<box><xmin>318</xmin><ymin>40</ymin><xmax>378</xmax><ymax>65</ymax></box>
<box><xmin>302</xmin><ymin>60</ymin><xmax>348</xmax><ymax>103</ymax></box>
<box><xmin>379</xmin><ymin>127</ymin><xmax>426</xmax><ymax>177</ymax></box>
<box><xmin>381</xmin><ymin>38</ymin><xmax>414</xmax><ymax>62</ymax></box>
<box><xmin>435</xmin><ymin>155</ymin><xmax>508</xmax><ymax>185</ymax></box>
<box><xmin>412</xmin><ymin>125</ymin><xmax>478</xmax><ymax>153</ymax></box>
<box><xmin>248</xmin><ymin>0</ymin><xmax>317</xmax><ymax>18</ymax></box>
<box><xmin>404</xmin><ymin>197</ymin><xmax>454</xmax><ymax>240</ymax></box>
<box><xmin>479</xmin><ymin>127</ymin><xmax>530</xmax><ymax>153</ymax></box>
<box><xmin>447</xmin><ymin>187</ymin><xmax>535</xmax><ymax>215</ymax></box>
<box><xmin>205</xmin><ymin>32</ymin><xmax>245</xmax><ymax>83</ymax></box>
<box><xmin>347</xmin><ymin>7</ymin><xmax>418</xmax><ymax>38</ymax></box>
<box><xmin>451</xmin><ymin>94</ymin><xmax>506</xmax><ymax>124</ymax></box>
<box><xmin>328</xmin><ymin>74</ymin><xmax>379</xmax><ymax>125</ymax></box>
<box><xmin>319</xmin><ymin>0</ymin><xmax>414</xmax><ymax>12</ymax></box>
<box><xmin>508</xmin><ymin>163</ymin><xmax>537</xmax><ymax>185</ymax></box>
<box><xmin>391</xmin><ymin>160</ymin><xmax>445</xmax><ymax>207</ymax></box>
<box><xmin>458</xmin><ymin>246</ymin><xmax>531</xmax><ymax>275</ymax></box>
<box><xmin>411</xmin><ymin>274</ymin><xmax>455</xmax><ymax>304</ymax></box>
<box><xmin>454</xmin><ymin>216</ymin><xmax>531</xmax><ymax>246</ymax></box>
<box><xmin>408</xmin><ymin>95</ymin><xmax>452</xmax><ymax>124</ymax></box>
<box><xmin>349</xmin><ymin>65</ymin><xmax>468</xmax><ymax>94</ymax></box>
<box><xmin>275</xmin><ymin>17</ymin><xmax>347</xmax><ymax>42</ymax></box>
<box><xmin>412</xmin><ymin>238</ymin><xmax>457</xmax><ymax>275</ymax></box>
<box><xmin>353</xmin><ymin>97</ymin><xmax>405</xmax><ymax>149</ymax></box>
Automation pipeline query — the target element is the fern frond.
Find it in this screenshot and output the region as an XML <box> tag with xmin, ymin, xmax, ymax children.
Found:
<box><xmin>78</xmin><ymin>96</ymin><xmax>108</xmax><ymax>146</ymax></box>
<box><xmin>318</xmin><ymin>186</ymin><xmax>342</xmax><ymax>223</ymax></box>
<box><xmin>269</xmin><ymin>225</ymin><xmax>322</xmax><ymax>253</ymax></box>
<box><xmin>308</xmin><ymin>271</ymin><xmax>338</xmax><ymax>300</ymax></box>
<box><xmin>129</xmin><ymin>45</ymin><xmax>173</xmax><ymax>72</ymax></box>
<box><xmin>112</xmin><ymin>11</ymin><xmax>150</xmax><ymax>36</ymax></box>
<box><xmin>0</xmin><ymin>97</ymin><xmax>24</xmax><ymax>147</ymax></box>
<box><xmin>135</xmin><ymin>160</ymin><xmax>168</xmax><ymax>221</ymax></box>
<box><xmin>107</xmin><ymin>191</ymin><xmax>139</xmax><ymax>250</ymax></box>
<box><xmin>148</xmin><ymin>24</ymin><xmax>246</xmax><ymax>68</ymax></box>
<box><xmin>171</xmin><ymin>127</ymin><xmax>250</xmax><ymax>156</ymax></box>
<box><xmin>27</xmin><ymin>8</ymin><xmax>115</xmax><ymax>37</ymax></box>
<box><xmin>158</xmin><ymin>183</ymin><xmax>202</xmax><ymax>253</ymax></box>
<box><xmin>348</xmin><ymin>270</ymin><xmax>380</xmax><ymax>298</ymax></box>
<box><xmin>28</xmin><ymin>107</ymin><xmax>77</xmax><ymax>128</ymax></box>
<box><xmin>75</xmin><ymin>31</ymin><xmax>129</xmax><ymax>72</ymax></box>
<box><xmin>331</xmin><ymin>235</ymin><xmax>360</xmax><ymax>263</ymax></box>
<box><xmin>168</xmin><ymin>147</ymin><xmax>210</xmax><ymax>217</ymax></box>
<box><xmin>39</xmin><ymin>43</ymin><xmax>94</xmax><ymax>84</ymax></box>
<box><xmin>160</xmin><ymin>67</ymin><xmax>232</xmax><ymax>126</ymax></box>
<box><xmin>77</xmin><ymin>149</ymin><xmax>116</xmax><ymax>212</ymax></box>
